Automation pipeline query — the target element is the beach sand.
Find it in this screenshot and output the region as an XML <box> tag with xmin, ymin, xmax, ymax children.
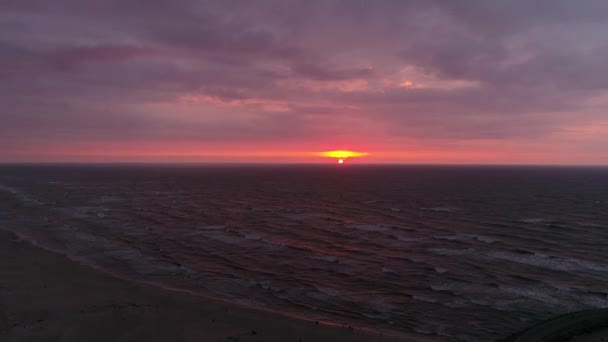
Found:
<box><xmin>3</xmin><ymin>225</ymin><xmax>606</xmax><ymax>342</ymax></box>
<box><xmin>501</xmin><ymin>309</ymin><xmax>608</xmax><ymax>342</ymax></box>
<box><xmin>0</xmin><ymin>229</ymin><xmax>409</xmax><ymax>342</ymax></box>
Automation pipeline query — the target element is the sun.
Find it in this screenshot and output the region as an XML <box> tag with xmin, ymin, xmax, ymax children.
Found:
<box><xmin>312</xmin><ymin>150</ymin><xmax>368</xmax><ymax>163</ymax></box>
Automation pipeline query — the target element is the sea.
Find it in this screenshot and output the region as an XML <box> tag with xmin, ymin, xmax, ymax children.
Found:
<box><xmin>1</xmin><ymin>164</ymin><xmax>607</xmax><ymax>341</ymax></box>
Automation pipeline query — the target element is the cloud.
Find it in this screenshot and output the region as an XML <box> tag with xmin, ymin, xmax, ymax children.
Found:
<box><xmin>49</xmin><ymin>45</ymin><xmax>160</xmax><ymax>71</ymax></box>
<box><xmin>1</xmin><ymin>0</ymin><xmax>607</xmax><ymax>162</ymax></box>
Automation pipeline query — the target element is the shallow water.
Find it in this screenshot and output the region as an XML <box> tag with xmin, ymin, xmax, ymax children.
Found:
<box><xmin>1</xmin><ymin>164</ymin><xmax>607</xmax><ymax>341</ymax></box>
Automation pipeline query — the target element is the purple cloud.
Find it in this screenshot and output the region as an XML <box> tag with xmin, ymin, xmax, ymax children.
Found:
<box><xmin>1</xmin><ymin>0</ymin><xmax>607</xmax><ymax>162</ymax></box>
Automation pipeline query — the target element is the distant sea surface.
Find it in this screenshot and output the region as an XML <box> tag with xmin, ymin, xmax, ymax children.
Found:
<box><xmin>1</xmin><ymin>165</ymin><xmax>607</xmax><ymax>341</ymax></box>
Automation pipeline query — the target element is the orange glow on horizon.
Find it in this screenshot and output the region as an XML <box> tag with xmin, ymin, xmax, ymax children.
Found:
<box><xmin>9</xmin><ymin>138</ymin><xmax>607</xmax><ymax>165</ymax></box>
<box><xmin>313</xmin><ymin>150</ymin><xmax>369</xmax><ymax>160</ymax></box>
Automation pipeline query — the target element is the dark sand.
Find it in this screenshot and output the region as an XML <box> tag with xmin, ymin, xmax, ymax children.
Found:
<box><xmin>501</xmin><ymin>309</ymin><xmax>608</xmax><ymax>342</ymax></box>
<box><xmin>0</xmin><ymin>229</ymin><xmax>421</xmax><ymax>342</ymax></box>
<box><xmin>3</xmin><ymin>229</ymin><xmax>607</xmax><ymax>342</ymax></box>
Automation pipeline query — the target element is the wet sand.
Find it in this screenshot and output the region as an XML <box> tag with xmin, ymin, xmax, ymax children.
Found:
<box><xmin>0</xmin><ymin>229</ymin><xmax>412</xmax><ymax>342</ymax></box>
<box><xmin>502</xmin><ymin>309</ymin><xmax>608</xmax><ymax>342</ymax></box>
<box><xmin>4</xmin><ymin>223</ymin><xmax>606</xmax><ymax>342</ymax></box>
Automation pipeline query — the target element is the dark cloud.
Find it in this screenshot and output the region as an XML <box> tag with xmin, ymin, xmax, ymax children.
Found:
<box><xmin>291</xmin><ymin>63</ymin><xmax>375</xmax><ymax>81</ymax></box>
<box><xmin>1</xmin><ymin>0</ymin><xmax>607</xmax><ymax>161</ymax></box>
<box><xmin>49</xmin><ymin>45</ymin><xmax>159</xmax><ymax>71</ymax></box>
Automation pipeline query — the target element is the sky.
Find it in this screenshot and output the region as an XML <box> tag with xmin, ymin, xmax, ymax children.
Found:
<box><xmin>2</xmin><ymin>0</ymin><xmax>608</xmax><ymax>164</ymax></box>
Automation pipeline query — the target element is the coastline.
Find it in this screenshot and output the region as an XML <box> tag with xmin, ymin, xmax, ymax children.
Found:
<box><xmin>2</xmin><ymin>174</ymin><xmax>606</xmax><ymax>342</ymax></box>
<box><xmin>501</xmin><ymin>309</ymin><xmax>608</xmax><ymax>342</ymax></box>
<box><xmin>0</xmin><ymin>228</ymin><xmax>420</xmax><ymax>342</ymax></box>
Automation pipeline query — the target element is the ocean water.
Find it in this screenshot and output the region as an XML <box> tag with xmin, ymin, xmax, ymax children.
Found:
<box><xmin>1</xmin><ymin>164</ymin><xmax>607</xmax><ymax>341</ymax></box>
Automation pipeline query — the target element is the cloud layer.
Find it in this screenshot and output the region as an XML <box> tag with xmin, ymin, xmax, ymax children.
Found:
<box><xmin>2</xmin><ymin>0</ymin><xmax>608</xmax><ymax>163</ymax></box>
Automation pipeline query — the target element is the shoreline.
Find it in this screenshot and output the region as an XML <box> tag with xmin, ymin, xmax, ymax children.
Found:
<box><xmin>0</xmin><ymin>228</ymin><xmax>430</xmax><ymax>341</ymax></box>
<box><xmin>3</xmin><ymin>186</ymin><xmax>607</xmax><ymax>342</ymax></box>
<box><xmin>501</xmin><ymin>309</ymin><xmax>608</xmax><ymax>341</ymax></box>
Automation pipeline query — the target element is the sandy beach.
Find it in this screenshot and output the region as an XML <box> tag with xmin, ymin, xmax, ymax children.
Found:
<box><xmin>501</xmin><ymin>309</ymin><xmax>608</xmax><ymax>342</ymax></box>
<box><xmin>0</xmin><ymin>229</ymin><xmax>412</xmax><ymax>342</ymax></box>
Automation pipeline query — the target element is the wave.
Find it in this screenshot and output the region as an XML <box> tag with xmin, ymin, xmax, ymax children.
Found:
<box><xmin>428</xmin><ymin>248</ymin><xmax>473</xmax><ymax>256</ymax></box>
<box><xmin>489</xmin><ymin>251</ymin><xmax>608</xmax><ymax>272</ymax></box>
<box><xmin>0</xmin><ymin>184</ymin><xmax>44</xmax><ymax>205</ymax></box>
<box><xmin>519</xmin><ymin>218</ymin><xmax>546</xmax><ymax>224</ymax></box>
<box><xmin>382</xmin><ymin>267</ymin><xmax>399</xmax><ymax>275</ymax></box>
<box><xmin>2</xmin><ymin>166</ymin><xmax>608</xmax><ymax>342</ymax></box>
<box><xmin>344</xmin><ymin>223</ymin><xmax>391</xmax><ymax>232</ymax></box>
<box><xmin>421</xmin><ymin>207</ymin><xmax>461</xmax><ymax>213</ymax></box>
<box><xmin>433</xmin><ymin>234</ymin><xmax>499</xmax><ymax>244</ymax></box>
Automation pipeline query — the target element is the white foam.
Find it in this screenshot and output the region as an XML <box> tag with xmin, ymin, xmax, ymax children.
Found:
<box><xmin>382</xmin><ymin>267</ymin><xmax>399</xmax><ymax>275</ymax></box>
<box><xmin>366</xmin><ymin>296</ymin><xmax>396</xmax><ymax>314</ymax></box>
<box><xmin>431</xmin><ymin>280</ymin><xmax>608</xmax><ymax>312</ymax></box>
<box><xmin>306</xmin><ymin>287</ymin><xmax>347</xmax><ymax>302</ymax></box>
<box><xmin>520</xmin><ymin>218</ymin><xmax>545</xmax><ymax>223</ymax></box>
<box><xmin>499</xmin><ymin>286</ymin><xmax>564</xmax><ymax>306</ymax></box>
<box><xmin>47</xmin><ymin>181</ymin><xmax>70</xmax><ymax>185</ymax></box>
<box><xmin>244</xmin><ymin>233</ymin><xmax>262</xmax><ymax>241</ymax></box>
<box><xmin>422</xmin><ymin>207</ymin><xmax>460</xmax><ymax>212</ymax></box>
<box><xmin>0</xmin><ymin>184</ymin><xmax>19</xmax><ymax>194</ymax></box>
<box><xmin>575</xmin><ymin>221</ymin><xmax>605</xmax><ymax>228</ymax></box>
<box><xmin>475</xmin><ymin>235</ymin><xmax>498</xmax><ymax>243</ymax></box>
<box><xmin>574</xmin><ymin>292</ymin><xmax>608</xmax><ymax>308</ymax></box>
<box><xmin>434</xmin><ymin>267</ymin><xmax>447</xmax><ymax>274</ymax></box>
<box><xmin>54</xmin><ymin>206</ymin><xmax>109</xmax><ymax>219</ymax></box>
<box><xmin>0</xmin><ymin>184</ymin><xmax>43</xmax><ymax>205</ymax></box>
<box><xmin>413</xmin><ymin>295</ymin><xmax>438</xmax><ymax>303</ymax></box>
<box><xmin>312</xmin><ymin>255</ymin><xmax>339</xmax><ymax>263</ymax></box>
<box><xmin>489</xmin><ymin>251</ymin><xmax>608</xmax><ymax>272</ymax></box>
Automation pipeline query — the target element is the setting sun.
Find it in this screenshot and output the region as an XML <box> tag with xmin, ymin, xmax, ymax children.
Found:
<box><xmin>313</xmin><ymin>150</ymin><xmax>369</xmax><ymax>161</ymax></box>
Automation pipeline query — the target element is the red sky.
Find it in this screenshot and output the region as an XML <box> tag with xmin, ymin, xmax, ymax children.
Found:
<box><xmin>2</xmin><ymin>1</ymin><xmax>608</xmax><ymax>164</ymax></box>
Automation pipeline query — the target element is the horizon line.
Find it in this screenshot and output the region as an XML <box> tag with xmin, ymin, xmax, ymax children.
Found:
<box><xmin>1</xmin><ymin>161</ymin><xmax>607</xmax><ymax>167</ymax></box>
